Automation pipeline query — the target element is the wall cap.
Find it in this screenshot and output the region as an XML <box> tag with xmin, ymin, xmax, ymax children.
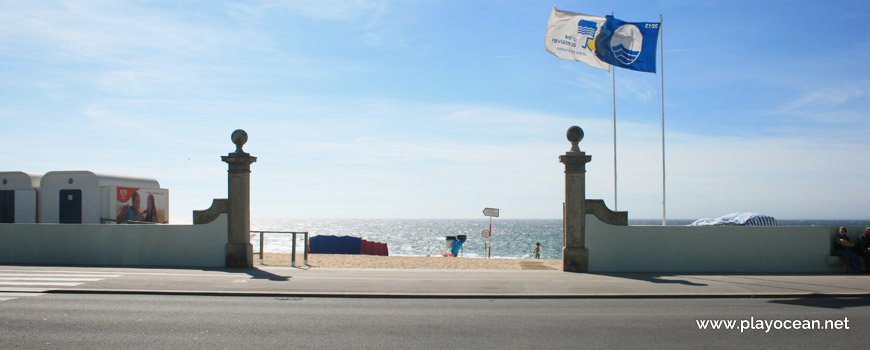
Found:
<box><xmin>585</xmin><ymin>199</ymin><xmax>627</xmax><ymax>226</ymax></box>
<box><xmin>193</xmin><ymin>199</ymin><xmax>228</xmax><ymax>225</ymax></box>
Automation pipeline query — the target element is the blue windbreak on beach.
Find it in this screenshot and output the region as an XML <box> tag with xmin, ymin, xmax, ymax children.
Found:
<box><xmin>309</xmin><ymin>235</ymin><xmax>362</xmax><ymax>254</ymax></box>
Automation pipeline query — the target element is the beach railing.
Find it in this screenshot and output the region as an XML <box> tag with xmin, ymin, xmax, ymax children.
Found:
<box><xmin>250</xmin><ymin>231</ymin><xmax>310</xmax><ymax>267</ymax></box>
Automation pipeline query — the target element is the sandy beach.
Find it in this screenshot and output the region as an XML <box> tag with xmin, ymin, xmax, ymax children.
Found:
<box><xmin>255</xmin><ymin>253</ymin><xmax>561</xmax><ymax>270</ymax></box>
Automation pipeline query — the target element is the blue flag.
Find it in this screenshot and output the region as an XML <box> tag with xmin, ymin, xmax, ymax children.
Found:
<box><xmin>595</xmin><ymin>15</ymin><xmax>660</xmax><ymax>73</ymax></box>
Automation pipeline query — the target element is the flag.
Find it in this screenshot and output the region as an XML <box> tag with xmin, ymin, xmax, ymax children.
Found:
<box><xmin>595</xmin><ymin>15</ymin><xmax>660</xmax><ymax>73</ymax></box>
<box><xmin>544</xmin><ymin>7</ymin><xmax>609</xmax><ymax>71</ymax></box>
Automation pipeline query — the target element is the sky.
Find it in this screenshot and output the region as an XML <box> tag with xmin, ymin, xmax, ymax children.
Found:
<box><xmin>1</xmin><ymin>0</ymin><xmax>869</xmax><ymax>222</ymax></box>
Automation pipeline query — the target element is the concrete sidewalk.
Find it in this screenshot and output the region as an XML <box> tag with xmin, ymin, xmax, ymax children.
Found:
<box><xmin>1</xmin><ymin>265</ymin><xmax>869</xmax><ymax>298</ymax></box>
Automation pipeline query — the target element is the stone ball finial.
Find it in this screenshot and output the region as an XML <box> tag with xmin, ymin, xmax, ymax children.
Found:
<box><xmin>567</xmin><ymin>126</ymin><xmax>583</xmax><ymax>152</ymax></box>
<box><xmin>231</xmin><ymin>129</ymin><xmax>248</xmax><ymax>153</ymax></box>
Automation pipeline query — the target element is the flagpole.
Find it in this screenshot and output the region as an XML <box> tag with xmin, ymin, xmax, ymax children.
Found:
<box><xmin>660</xmin><ymin>14</ymin><xmax>666</xmax><ymax>226</ymax></box>
<box><xmin>612</xmin><ymin>65</ymin><xmax>618</xmax><ymax>211</ymax></box>
<box><xmin>611</xmin><ymin>12</ymin><xmax>618</xmax><ymax>211</ymax></box>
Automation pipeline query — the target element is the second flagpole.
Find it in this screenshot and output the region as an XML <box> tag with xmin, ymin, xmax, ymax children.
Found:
<box><xmin>612</xmin><ymin>61</ymin><xmax>618</xmax><ymax>211</ymax></box>
<box><xmin>660</xmin><ymin>14</ymin><xmax>666</xmax><ymax>226</ymax></box>
<box><xmin>611</xmin><ymin>12</ymin><xmax>618</xmax><ymax>211</ymax></box>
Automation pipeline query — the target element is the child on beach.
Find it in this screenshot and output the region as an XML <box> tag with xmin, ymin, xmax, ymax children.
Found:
<box><xmin>533</xmin><ymin>242</ymin><xmax>541</xmax><ymax>259</ymax></box>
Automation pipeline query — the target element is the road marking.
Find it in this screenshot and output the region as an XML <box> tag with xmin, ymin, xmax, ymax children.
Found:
<box><xmin>0</xmin><ymin>274</ymin><xmax>122</xmax><ymax>278</ymax></box>
<box><xmin>0</xmin><ymin>287</ymin><xmax>50</xmax><ymax>293</ymax></box>
<box><xmin>0</xmin><ymin>277</ymin><xmax>103</xmax><ymax>282</ymax></box>
<box><xmin>0</xmin><ymin>269</ymin><xmax>227</xmax><ymax>277</ymax></box>
<box><xmin>0</xmin><ymin>269</ymin><xmax>123</xmax><ymax>274</ymax></box>
<box><xmin>0</xmin><ymin>292</ymin><xmax>45</xmax><ymax>302</ymax></box>
<box><xmin>0</xmin><ymin>292</ymin><xmax>44</xmax><ymax>297</ymax></box>
<box><xmin>0</xmin><ymin>270</ymin><xmax>123</xmax><ymax>298</ymax></box>
<box><xmin>0</xmin><ymin>282</ymin><xmax>84</xmax><ymax>286</ymax></box>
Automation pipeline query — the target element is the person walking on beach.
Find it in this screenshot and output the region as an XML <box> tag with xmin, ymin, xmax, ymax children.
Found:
<box><xmin>533</xmin><ymin>242</ymin><xmax>541</xmax><ymax>259</ymax></box>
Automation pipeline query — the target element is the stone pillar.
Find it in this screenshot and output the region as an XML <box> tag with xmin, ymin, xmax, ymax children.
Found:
<box><xmin>221</xmin><ymin>129</ymin><xmax>257</xmax><ymax>268</ymax></box>
<box><xmin>560</xmin><ymin>126</ymin><xmax>592</xmax><ymax>273</ymax></box>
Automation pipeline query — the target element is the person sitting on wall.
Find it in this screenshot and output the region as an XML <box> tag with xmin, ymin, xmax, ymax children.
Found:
<box><xmin>858</xmin><ymin>227</ymin><xmax>870</xmax><ymax>273</ymax></box>
<box><xmin>116</xmin><ymin>192</ymin><xmax>144</xmax><ymax>223</ymax></box>
<box><xmin>834</xmin><ymin>227</ymin><xmax>861</xmax><ymax>273</ymax></box>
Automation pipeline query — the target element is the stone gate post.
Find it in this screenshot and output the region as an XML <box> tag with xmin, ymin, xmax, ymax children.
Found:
<box><xmin>222</xmin><ymin>129</ymin><xmax>257</xmax><ymax>268</ymax></box>
<box><xmin>560</xmin><ymin>126</ymin><xmax>591</xmax><ymax>273</ymax></box>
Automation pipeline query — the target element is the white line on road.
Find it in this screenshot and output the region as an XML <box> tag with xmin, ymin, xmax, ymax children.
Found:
<box><xmin>0</xmin><ymin>282</ymin><xmax>84</xmax><ymax>286</ymax></box>
<box><xmin>0</xmin><ymin>293</ymin><xmax>44</xmax><ymax>297</ymax></box>
<box><xmin>0</xmin><ymin>269</ymin><xmax>124</xmax><ymax>275</ymax></box>
<box><xmin>0</xmin><ymin>277</ymin><xmax>104</xmax><ymax>282</ymax></box>
<box><xmin>0</xmin><ymin>274</ymin><xmax>122</xmax><ymax>278</ymax></box>
<box><xmin>0</xmin><ymin>269</ymin><xmax>226</xmax><ymax>277</ymax></box>
<box><xmin>0</xmin><ymin>292</ymin><xmax>45</xmax><ymax>302</ymax></box>
<box><xmin>0</xmin><ymin>287</ymin><xmax>50</xmax><ymax>292</ymax></box>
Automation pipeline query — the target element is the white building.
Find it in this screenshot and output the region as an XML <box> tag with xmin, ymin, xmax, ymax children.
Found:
<box><xmin>38</xmin><ymin>171</ymin><xmax>166</xmax><ymax>224</ymax></box>
<box><xmin>0</xmin><ymin>171</ymin><xmax>43</xmax><ymax>223</ymax></box>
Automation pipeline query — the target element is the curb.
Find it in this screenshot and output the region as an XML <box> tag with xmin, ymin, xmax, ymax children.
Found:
<box><xmin>39</xmin><ymin>289</ymin><xmax>870</xmax><ymax>299</ymax></box>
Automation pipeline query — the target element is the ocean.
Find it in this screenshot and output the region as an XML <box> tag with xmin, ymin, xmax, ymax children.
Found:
<box><xmin>250</xmin><ymin>218</ymin><xmax>870</xmax><ymax>260</ymax></box>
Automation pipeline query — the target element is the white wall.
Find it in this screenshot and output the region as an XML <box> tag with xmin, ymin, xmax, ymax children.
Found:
<box><xmin>585</xmin><ymin>214</ymin><xmax>843</xmax><ymax>273</ymax></box>
<box><xmin>0</xmin><ymin>214</ymin><xmax>227</xmax><ymax>267</ymax></box>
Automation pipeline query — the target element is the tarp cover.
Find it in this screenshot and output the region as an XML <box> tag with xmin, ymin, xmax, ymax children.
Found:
<box><xmin>689</xmin><ymin>212</ymin><xmax>778</xmax><ymax>227</ymax></box>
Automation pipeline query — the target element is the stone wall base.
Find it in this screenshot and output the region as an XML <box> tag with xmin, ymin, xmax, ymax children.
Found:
<box><xmin>562</xmin><ymin>247</ymin><xmax>589</xmax><ymax>273</ymax></box>
<box><xmin>226</xmin><ymin>242</ymin><xmax>253</xmax><ymax>268</ymax></box>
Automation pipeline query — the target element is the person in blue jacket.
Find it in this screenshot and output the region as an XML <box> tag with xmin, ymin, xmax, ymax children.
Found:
<box><xmin>834</xmin><ymin>227</ymin><xmax>861</xmax><ymax>273</ymax></box>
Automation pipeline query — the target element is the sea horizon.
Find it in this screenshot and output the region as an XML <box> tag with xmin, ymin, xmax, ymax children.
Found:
<box><xmin>245</xmin><ymin>218</ymin><xmax>870</xmax><ymax>260</ymax></box>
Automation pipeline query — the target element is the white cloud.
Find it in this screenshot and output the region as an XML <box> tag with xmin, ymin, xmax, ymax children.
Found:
<box><xmin>98</xmin><ymin>70</ymin><xmax>145</xmax><ymax>94</ymax></box>
<box><xmin>226</xmin><ymin>98</ymin><xmax>845</xmax><ymax>219</ymax></box>
<box><xmin>529</xmin><ymin>115</ymin><xmax>870</xmax><ymax>220</ymax></box>
<box><xmin>6</xmin><ymin>88</ymin><xmax>870</xmax><ymax>221</ymax></box>
<box><xmin>261</xmin><ymin>0</ymin><xmax>387</xmax><ymax>21</ymax></box>
<box><xmin>561</xmin><ymin>66</ymin><xmax>612</xmax><ymax>103</ymax></box>
<box><xmin>770</xmin><ymin>87</ymin><xmax>866</xmax><ymax>118</ymax></box>
<box><xmin>0</xmin><ymin>2</ymin><xmax>229</xmax><ymax>60</ymax></box>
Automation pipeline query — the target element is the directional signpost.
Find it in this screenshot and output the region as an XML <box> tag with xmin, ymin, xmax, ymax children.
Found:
<box><xmin>483</xmin><ymin>208</ymin><xmax>499</xmax><ymax>217</ymax></box>
<box><xmin>483</xmin><ymin>208</ymin><xmax>499</xmax><ymax>258</ymax></box>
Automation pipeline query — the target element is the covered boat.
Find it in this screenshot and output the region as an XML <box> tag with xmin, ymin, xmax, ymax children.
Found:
<box><xmin>689</xmin><ymin>212</ymin><xmax>778</xmax><ymax>227</ymax></box>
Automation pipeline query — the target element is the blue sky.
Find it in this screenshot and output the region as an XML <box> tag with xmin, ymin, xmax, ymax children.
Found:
<box><xmin>2</xmin><ymin>0</ymin><xmax>869</xmax><ymax>222</ymax></box>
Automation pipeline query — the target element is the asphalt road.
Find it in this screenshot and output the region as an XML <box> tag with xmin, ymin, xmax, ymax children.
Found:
<box><xmin>1</xmin><ymin>294</ymin><xmax>868</xmax><ymax>349</ymax></box>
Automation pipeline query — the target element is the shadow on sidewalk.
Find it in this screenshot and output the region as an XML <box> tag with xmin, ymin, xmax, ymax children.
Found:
<box><xmin>243</xmin><ymin>268</ymin><xmax>290</xmax><ymax>281</ymax></box>
<box><xmin>768</xmin><ymin>296</ymin><xmax>870</xmax><ymax>309</ymax></box>
<box><xmin>596</xmin><ymin>273</ymin><xmax>708</xmax><ymax>286</ymax></box>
